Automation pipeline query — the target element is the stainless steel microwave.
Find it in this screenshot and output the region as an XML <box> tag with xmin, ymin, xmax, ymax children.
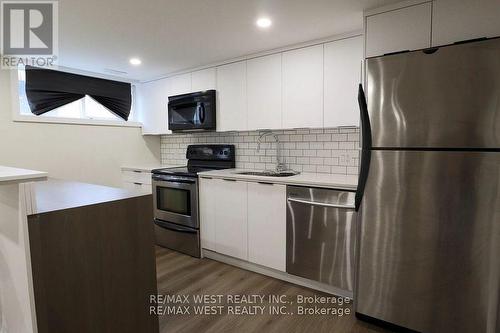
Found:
<box><xmin>168</xmin><ymin>90</ymin><xmax>216</xmax><ymax>132</ymax></box>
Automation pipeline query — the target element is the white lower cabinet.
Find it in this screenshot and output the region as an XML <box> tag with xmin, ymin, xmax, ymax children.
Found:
<box><xmin>215</xmin><ymin>179</ymin><xmax>248</xmax><ymax>260</ymax></box>
<box><xmin>247</xmin><ymin>182</ymin><xmax>286</xmax><ymax>271</ymax></box>
<box><xmin>200</xmin><ymin>178</ymin><xmax>248</xmax><ymax>260</ymax></box>
<box><xmin>199</xmin><ymin>178</ymin><xmax>286</xmax><ymax>271</ymax></box>
<box><xmin>199</xmin><ymin>177</ymin><xmax>217</xmax><ymax>251</ymax></box>
<box><xmin>121</xmin><ymin>169</ymin><xmax>153</xmax><ymax>194</ymax></box>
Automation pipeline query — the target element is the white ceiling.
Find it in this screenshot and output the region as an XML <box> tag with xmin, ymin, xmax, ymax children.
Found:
<box><xmin>57</xmin><ymin>0</ymin><xmax>401</xmax><ymax>81</ymax></box>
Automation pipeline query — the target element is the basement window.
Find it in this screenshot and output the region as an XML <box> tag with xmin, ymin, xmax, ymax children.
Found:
<box><xmin>14</xmin><ymin>67</ymin><xmax>140</xmax><ymax>127</ymax></box>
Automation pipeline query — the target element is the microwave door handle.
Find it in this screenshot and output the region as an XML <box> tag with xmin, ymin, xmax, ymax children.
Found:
<box><xmin>194</xmin><ymin>103</ymin><xmax>205</xmax><ymax>125</ymax></box>
<box><xmin>198</xmin><ymin>103</ymin><xmax>205</xmax><ymax>124</ymax></box>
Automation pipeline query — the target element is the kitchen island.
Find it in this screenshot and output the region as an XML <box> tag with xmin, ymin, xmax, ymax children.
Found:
<box><xmin>0</xmin><ymin>168</ymin><xmax>158</xmax><ymax>333</ymax></box>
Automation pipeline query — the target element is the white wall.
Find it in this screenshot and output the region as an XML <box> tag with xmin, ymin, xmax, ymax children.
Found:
<box><xmin>0</xmin><ymin>70</ymin><xmax>161</xmax><ymax>187</ymax></box>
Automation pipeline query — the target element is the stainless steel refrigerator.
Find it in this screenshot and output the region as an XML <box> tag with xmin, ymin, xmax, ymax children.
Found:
<box><xmin>355</xmin><ymin>38</ymin><xmax>500</xmax><ymax>333</ymax></box>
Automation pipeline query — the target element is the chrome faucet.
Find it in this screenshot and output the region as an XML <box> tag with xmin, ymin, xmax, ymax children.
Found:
<box><xmin>257</xmin><ymin>131</ymin><xmax>286</xmax><ymax>173</ymax></box>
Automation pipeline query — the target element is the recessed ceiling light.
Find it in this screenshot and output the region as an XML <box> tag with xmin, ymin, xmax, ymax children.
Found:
<box><xmin>129</xmin><ymin>58</ymin><xmax>142</xmax><ymax>66</ymax></box>
<box><xmin>256</xmin><ymin>17</ymin><xmax>272</xmax><ymax>29</ymax></box>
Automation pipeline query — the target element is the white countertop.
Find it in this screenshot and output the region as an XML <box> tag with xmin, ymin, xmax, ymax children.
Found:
<box><xmin>198</xmin><ymin>169</ymin><xmax>358</xmax><ymax>190</ymax></box>
<box><xmin>31</xmin><ymin>178</ymin><xmax>150</xmax><ymax>214</ymax></box>
<box><xmin>0</xmin><ymin>165</ymin><xmax>48</xmax><ymax>183</ymax></box>
<box><xmin>121</xmin><ymin>164</ymin><xmax>181</xmax><ymax>172</ymax></box>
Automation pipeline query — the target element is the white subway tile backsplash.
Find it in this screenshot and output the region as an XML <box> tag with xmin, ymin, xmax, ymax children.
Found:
<box><xmin>303</xmin><ymin>165</ymin><xmax>317</xmax><ymax>173</ymax></box>
<box><xmin>339</xmin><ymin>142</ymin><xmax>355</xmax><ymax>149</ymax></box>
<box><xmin>317</xmin><ymin>165</ymin><xmax>331</xmax><ymax>173</ymax></box>
<box><xmin>160</xmin><ymin>127</ymin><xmax>360</xmax><ymax>176</ymax></box>
<box><xmin>303</xmin><ymin>150</ymin><xmax>317</xmax><ymax>157</ymax></box>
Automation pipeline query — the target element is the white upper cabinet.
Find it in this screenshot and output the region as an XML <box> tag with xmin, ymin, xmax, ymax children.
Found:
<box><xmin>247</xmin><ymin>182</ymin><xmax>286</xmax><ymax>271</ymax></box>
<box><xmin>191</xmin><ymin>68</ymin><xmax>216</xmax><ymax>92</ymax></box>
<box><xmin>216</xmin><ymin>61</ymin><xmax>247</xmax><ymax>131</ymax></box>
<box><xmin>247</xmin><ymin>54</ymin><xmax>282</xmax><ymax>130</ymax></box>
<box><xmin>136</xmin><ymin>78</ymin><xmax>171</xmax><ymax>135</ymax></box>
<box><xmin>365</xmin><ymin>2</ymin><xmax>432</xmax><ymax>58</ymax></box>
<box><xmin>214</xmin><ymin>179</ymin><xmax>248</xmax><ymax>260</ymax></box>
<box><xmin>282</xmin><ymin>44</ymin><xmax>324</xmax><ymax>129</ymax></box>
<box><xmin>432</xmin><ymin>0</ymin><xmax>500</xmax><ymax>46</ymax></box>
<box><xmin>324</xmin><ymin>36</ymin><xmax>363</xmax><ymax>127</ymax></box>
<box><xmin>170</xmin><ymin>73</ymin><xmax>192</xmax><ymax>96</ymax></box>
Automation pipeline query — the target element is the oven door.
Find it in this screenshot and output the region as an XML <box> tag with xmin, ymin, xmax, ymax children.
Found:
<box><xmin>152</xmin><ymin>175</ymin><xmax>198</xmax><ymax>228</ymax></box>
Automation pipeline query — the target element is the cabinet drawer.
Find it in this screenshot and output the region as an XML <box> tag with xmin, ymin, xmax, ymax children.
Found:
<box><xmin>122</xmin><ymin>170</ymin><xmax>152</xmax><ymax>185</ymax></box>
<box><xmin>123</xmin><ymin>181</ymin><xmax>152</xmax><ymax>194</ymax></box>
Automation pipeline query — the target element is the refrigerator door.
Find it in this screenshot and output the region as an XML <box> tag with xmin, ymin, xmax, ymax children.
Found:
<box><xmin>356</xmin><ymin>150</ymin><xmax>500</xmax><ymax>333</ymax></box>
<box><xmin>367</xmin><ymin>38</ymin><xmax>500</xmax><ymax>149</ymax></box>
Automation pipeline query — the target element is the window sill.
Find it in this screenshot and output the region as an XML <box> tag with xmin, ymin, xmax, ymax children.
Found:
<box><xmin>12</xmin><ymin>114</ymin><xmax>142</xmax><ymax>128</ymax></box>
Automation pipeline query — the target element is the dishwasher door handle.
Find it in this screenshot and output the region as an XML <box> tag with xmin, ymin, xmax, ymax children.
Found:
<box><xmin>287</xmin><ymin>198</ymin><xmax>355</xmax><ymax>210</ymax></box>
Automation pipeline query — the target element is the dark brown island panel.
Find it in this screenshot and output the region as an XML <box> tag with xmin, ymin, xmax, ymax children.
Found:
<box><xmin>27</xmin><ymin>179</ymin><xmax>159</xmax><ymax>333</ymax></box>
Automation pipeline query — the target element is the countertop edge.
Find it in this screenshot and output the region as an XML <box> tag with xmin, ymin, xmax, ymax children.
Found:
<box><xmin>198</xmin><ymin>170</ymin><xmax>358</xmax><ymax>191</ymax></box>
<box><xmin>30</xmin><ymin>193</ymin><xmax>152</xmax><ymax>216</ymax></box>
<box><xmin>0</xmin><ymin>166</ymin><xmax>48</xmax><ymax>183</ymax></box>
<box><xmin>121</xmin><ymin>165</ymin><xmax>181</xmax><ymax>172</ymax></box>
<box><xmin>30</xmin><ymin>179</ymin><xmax>152</xmax><ymax>215</ymax></box>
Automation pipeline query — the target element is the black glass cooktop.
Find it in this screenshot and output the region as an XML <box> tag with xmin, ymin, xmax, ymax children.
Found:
<box><xmin>152</xmin><ymin>144</ymin><xmax>236</xmax><ymax>178</ymax></box>
<box><xmin>152</xmin><ymin>166</ymin><xmax>217</xmax><ymax>177</ymax></box>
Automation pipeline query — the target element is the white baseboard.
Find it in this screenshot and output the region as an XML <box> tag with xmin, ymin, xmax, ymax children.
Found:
<box><xmin>202</xmin><ymin>249</ymin><xmax>353</xmax><ymax>299</ymax></box>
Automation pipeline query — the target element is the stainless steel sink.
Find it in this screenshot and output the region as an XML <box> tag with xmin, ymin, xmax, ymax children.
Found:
<box><xmin>235</xmin><ymin>171</ymin><xmax>300</xmax><ymax>177</ymax></box>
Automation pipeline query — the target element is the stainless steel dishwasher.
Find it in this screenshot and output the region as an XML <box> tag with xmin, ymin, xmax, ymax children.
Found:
<box><xmin>286</xmin><ymin>186</ymin><xmax>356</xmax><ymax>292</ymax></box>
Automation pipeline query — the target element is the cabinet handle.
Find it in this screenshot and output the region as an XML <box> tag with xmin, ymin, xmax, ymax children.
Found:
<box><xmin>257</xmin><ymin>182</ymin><xmax>274</xmax><ymax>186</ymax></box>
<box><xmin>200</xmin><ymin>176</ymin><xmax>213</xmax><ymax>180</ymax></box>
<box><xmin>134</xmin><ymin>182</ymin><xmax>143</xmax><ymax>185</ymax></box>
<box><xmin>133</xmin><ymin>170</ymin><xmax>142</xmax><ymax>173</ymax></box>
<box><xmin>222</xmin><ymin>178</ymin><xmax>237</xmax><ymax>182</ymax></box>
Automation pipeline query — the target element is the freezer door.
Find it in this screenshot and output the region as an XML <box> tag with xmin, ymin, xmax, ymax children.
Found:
<box><xmin>356</xmin><ymin>150</ymin><xmax>500</xmax><ymax>333</ymax></box>
<box><xmin>367</xmin><ymin>38</ymin><xmax>500</xmax><ymax>148</ymax></box>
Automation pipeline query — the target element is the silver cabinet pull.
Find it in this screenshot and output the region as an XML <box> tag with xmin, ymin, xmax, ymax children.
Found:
<box><xmin>287</xmin><ymin>198</ymin><xmax>355</xmax><ymax>210</ymax></box>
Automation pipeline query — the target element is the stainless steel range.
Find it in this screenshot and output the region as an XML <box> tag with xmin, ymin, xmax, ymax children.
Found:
<box><xmin>152</xmin><ymin>145</ymin><xmax>235</xmax><ymax>258</ymax></box>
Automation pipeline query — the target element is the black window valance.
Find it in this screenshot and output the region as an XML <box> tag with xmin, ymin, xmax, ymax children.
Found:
<box><xmin>25</xmin><ymin>65</ymin><xmax>132</xmax><ymax>120</ymax></box>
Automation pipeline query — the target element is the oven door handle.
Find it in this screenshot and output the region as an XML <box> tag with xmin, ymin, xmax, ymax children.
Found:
<box><xmin>152</xmin><ymin>175</ymin><xmax>196</xmax><ymax>184</ymax></box>
<box><xmin>154</xmin><ymin>219</ymin><xmax>198</xmax><ymax>234</ymax></box>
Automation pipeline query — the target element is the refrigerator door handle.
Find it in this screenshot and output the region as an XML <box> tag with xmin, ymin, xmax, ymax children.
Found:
<box><xmin>355</xmin><ymin>84</ymin><xmax>372</xmax><ymax>211</ymax></box>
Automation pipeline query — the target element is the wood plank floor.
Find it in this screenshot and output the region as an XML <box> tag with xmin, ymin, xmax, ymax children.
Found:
<box><xmin>155</xmin><ymin>246</ymin><xmax>393</xmax><ymax>333</ymax></box>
